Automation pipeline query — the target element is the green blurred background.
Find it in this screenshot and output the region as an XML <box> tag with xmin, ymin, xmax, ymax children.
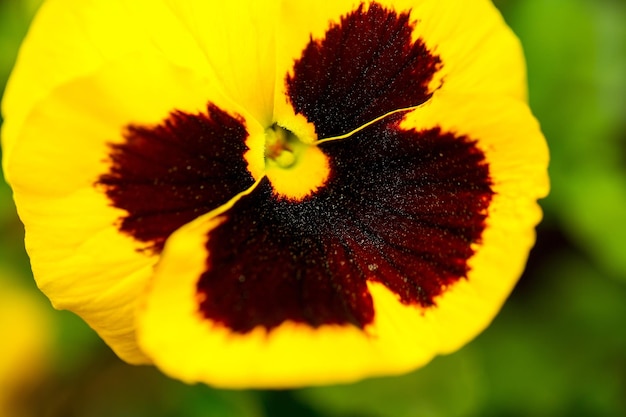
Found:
<box><xmin>0</xmin><ymin>0</ymin><xmax>624</xmax><ymax>416</ymax></box>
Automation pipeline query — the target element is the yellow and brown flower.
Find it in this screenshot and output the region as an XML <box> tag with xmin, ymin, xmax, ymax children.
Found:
<box><xmin>1</xmin><ymin>0</ymin><xmax>548</xmax><ymax>387</ymax></box>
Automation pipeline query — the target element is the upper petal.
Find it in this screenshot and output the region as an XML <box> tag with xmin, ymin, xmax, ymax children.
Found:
<box><xmin>164</xmin><ymin>0</ymin><xmax>278</xmax><ymax>125</ymax></box>
<box><xmin>2</xmin><ymin>0</ymin><xmax>211</xmax><ymax>169</ymax></box>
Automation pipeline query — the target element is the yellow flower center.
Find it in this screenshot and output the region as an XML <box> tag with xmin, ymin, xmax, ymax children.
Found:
<box><xmin>264</xmin><ymin>124</ymin><xmax>299</xmax><ymax>169</ymax></box>
<box><xmin>263</xmin><ymin>123</ymin><xmax>329</xmax><ymax>200</ymax></box>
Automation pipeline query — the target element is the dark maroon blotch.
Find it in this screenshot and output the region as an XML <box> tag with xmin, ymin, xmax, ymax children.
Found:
<box><xmin>197</xmin><ymin>119</ymin><xmax>492</xmax><ymax>333</ymax></box>
<box><xmin>193</xmin><ymin>2</ymin><xmax>492</xmax><ymax>333</ymax></box>
<box><xmin>194</xmin><ymin>3</ymin><xmax>491</xmax><ymax>333</ymax></box>
<box><xmin>287</xmin><ymin>2</ymin><xmax>442</xmax><ymax>138</ymax></box>
<box><xmin>98</xmin><ymin>104</ymin><xmax>255</xmax><ymax>252</ymax></box>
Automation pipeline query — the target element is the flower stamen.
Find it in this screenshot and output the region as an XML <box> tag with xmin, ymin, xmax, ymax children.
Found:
<box><xmin>263</xmin><ymin>123</ymin><xmax>330</xmax><ymax>200</ymax></box>
<box><xmin>264</xmin><ymin>124</ymin><xmax>298</xmax><ymax>168</ymax></box>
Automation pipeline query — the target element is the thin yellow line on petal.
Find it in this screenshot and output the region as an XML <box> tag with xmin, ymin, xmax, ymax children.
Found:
<box><xmin>206</xmin><ymin>177</ymin><xmax>264</xmax><ymax>220</ymax></box>
<box><xmin>314</xmin><ymin>103</ymin><xmax>426</xmax><ymax>145</ymax></box>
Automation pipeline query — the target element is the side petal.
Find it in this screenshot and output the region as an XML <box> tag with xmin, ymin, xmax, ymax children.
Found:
<box><xmin>279</xmin><ymin>1</ymin><xmax>442</xmax><ymax>138</ymax></box>
<box><xmin>273</xmin><ymin>0</ymin><xmax>526</xmax><ymax>136</ymax></box>
<box><xmin>403</xmin><ymin>0</ymin><xmax>528</xmax><ymax>99</ymax></box>
<box><xmin>399</xmin><ymin>92</ymin><xmax>549</xmax><ymax>353</ymax></box>
<box><xmin>5</xmin><ymin>53</ymin><xmax>260</xmax><ymax>363</ymax></box>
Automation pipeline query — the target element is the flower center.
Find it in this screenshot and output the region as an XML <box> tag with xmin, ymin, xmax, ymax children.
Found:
<box><xmin>262</xmin><ymin>123</ymin><xmax>330</xmax><ymax>201</ymax></box>
<box><xmin>264</xmin><ymin>124</ymin><xmax>301</xmax><ymax>169</ymax></box>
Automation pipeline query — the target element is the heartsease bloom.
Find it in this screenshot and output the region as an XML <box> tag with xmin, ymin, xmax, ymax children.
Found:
<box><xmin>1</xmin><ymin>0</ymin><xmax>548</xmax><ymax>388</ymax></box>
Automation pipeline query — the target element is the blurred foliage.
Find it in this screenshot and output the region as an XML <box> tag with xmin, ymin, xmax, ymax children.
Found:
<box><xmin>507</xmin><ymin>0</ymin><xmax>626</xmax><ymax>281</ymax></box>
<box><xmin>0</xmin><ymin>0</ymin><xmax>625</xmax><ymax>416</ymax></box>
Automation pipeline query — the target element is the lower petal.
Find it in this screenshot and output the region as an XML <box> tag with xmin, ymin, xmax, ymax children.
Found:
<box><xmin>138</xmin><ymin>210</ymin><xmax>446</xmax><ymax>388</ymax></box>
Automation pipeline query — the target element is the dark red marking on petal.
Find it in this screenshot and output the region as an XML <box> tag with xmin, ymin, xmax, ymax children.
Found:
<box><xmin>197</xmin><ymin>119</ymin><xmax>492</xmax><ymax>333</ymax></box>
<box><xmin>286</xmin><ymin>2</ymin><xmax>442</xmax><ymax>138</ymax></box>
<box><xmin>198</xmin><ymin>177</ymin><xmax>375</xmax><ymax>332</ymax></box>
<box><xmin>98</xmin><ymin>104</ymin><xmax>255</xmax><ymax>252</ymax></box>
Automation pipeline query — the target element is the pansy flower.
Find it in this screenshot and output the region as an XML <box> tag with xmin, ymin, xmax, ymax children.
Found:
<box><xmin>2</xmin><ymin>0</ymin><xmax>548</xmax><ymax>388</ymax></box>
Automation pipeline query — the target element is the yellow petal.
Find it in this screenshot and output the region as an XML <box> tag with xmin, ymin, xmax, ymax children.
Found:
<box><xmin>2</xmin><ymin>0</ymin><xmax>211</xmax><ymax>169</ymax></box>
<box><xmin>165</xmin><ymin>0</ymin><xmax>278</xmax><ymax>126</ymax></box>
<box><xmin>273</xmin><ymin>0</ymin><xmax>526</xmax><ymax>138</ymax></box>
<box><xmin>137</xmin><ymin>209</ymin><xmax>439</xmax><ymax>388</ymax></box>
<box><xmin>403</xmin><ymin>0</ymin><xmax>528</xmax><ymax>99</ymax></box>
<box><xmin>4</xmin><ymin>51</ymin><xmax>261</xmax><ymax>363</ymax></box>
<box><xmin>399</xmin><ymin>91</ymin><xmax>549</xmax><ymax>352</ymax></box>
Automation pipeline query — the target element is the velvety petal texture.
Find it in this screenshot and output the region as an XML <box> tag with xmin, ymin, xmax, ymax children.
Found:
<box><xmin>2</xmin><ymin>0</ymin><xmax>548</xmax><ymax>387</ymax></box>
